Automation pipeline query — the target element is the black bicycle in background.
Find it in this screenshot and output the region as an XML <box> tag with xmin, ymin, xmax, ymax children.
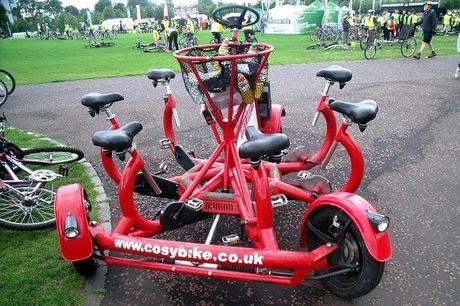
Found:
<box><xmin>0</xmin><ymin>70</ymin><xmax>16</xmax><ymax>107</ymax></box>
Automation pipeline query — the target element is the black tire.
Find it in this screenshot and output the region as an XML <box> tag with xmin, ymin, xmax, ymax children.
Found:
<box><xmin>359</xmin><ymin>37</ymin><xmax>368</xmax><ymax>50</ymax></box>
<box><xmin>0</xmin><ymin>185</ymin><xmax>55</xmax><ymax>230</ymax></box>
<box><xmin>0</xmin><ymin>69</ymin><xmax>16</xmax><ymax>95</ymax></box>
<box><xmin>73</xmin><ymin>257</ymin><xmax>98</xmax><ymax>276</ymax></box>
<box><xmin>401</xmin><ymin>37</ymin><xmax>417</xmax><ymax>57</ymax></box>
<box><xmin>364</xmin><ymin>44</ymin><xmax>376</xmax><ymax>60</ymax></box>
<box><xmin>306</xmin><ymin>43</ymin><xmax>321</xmax><ymax>50</ymax></box>
<box><xmin>307</xmin><ymin>206</ymin><xmax>385</xmax><ymax>299</ymax></box>
<box><xmin>21</xmin><ymin>147</ymin><xmax>84</xmax><ymax>165</ymax></box>
<box><xmin>0</xmin><ymin>80</ymin><xmax>7</xmax><ymax>107</ymax></box>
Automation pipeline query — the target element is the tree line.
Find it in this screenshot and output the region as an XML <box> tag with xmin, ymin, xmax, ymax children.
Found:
<box><xmin>1</xmin><ymin>0</ymin><xmax>458</xmax><ymax>35</ymax></box>
<box><xmin>0</xmin><ymin>0</ymin><xmax>174</xmax><ymax>33</ymax></box>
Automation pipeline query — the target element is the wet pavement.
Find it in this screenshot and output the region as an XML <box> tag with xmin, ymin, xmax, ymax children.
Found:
<box><xmin>3</xmin><ymin>56</ymin><xmax>460</xmax><ymax>305</ymax></box>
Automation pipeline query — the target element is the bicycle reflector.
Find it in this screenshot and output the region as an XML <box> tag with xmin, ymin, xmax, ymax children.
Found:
<box><xmin>367</xmin><ymin>211</ymin><xmax>390</xmax><ymax>232</ymax></box>
<box><xmin>64</xmin><ymin>212</ymin><xmax>79</xmax><ymax>238</ymax></box>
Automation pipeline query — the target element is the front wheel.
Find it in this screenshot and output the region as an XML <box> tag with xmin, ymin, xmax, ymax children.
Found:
<box><xmin>21</xmin><ymin>147</ymin><xmax>84</xmax><ymax>165</ymax></box>
<box><xmin>0</xmin><ymin>185</ymin><xmax>55</xmax><ymax>230</ymax></box>
<box><xmin>364</xmin><ymin>44</ymin><xmax>376</xmax><ymax>60</ymax></box>
<box><xmin>359</xmin><ymin>37</ymin><xmax>368</xmax><ymax>50</ymax></box>
<box><xmin>307</xmin><ymin>206</ymin><xmax>385</xmax><ymax>299</ymax></box>
<box><xmin>401</xmin><ymin>37</ymin><xmax>417</xmax><ymax>57</ymax></box>
<box><xmin>73</xmin><ymin>257</ymin><xmax>98</xmax><ymax>276</ymax></box>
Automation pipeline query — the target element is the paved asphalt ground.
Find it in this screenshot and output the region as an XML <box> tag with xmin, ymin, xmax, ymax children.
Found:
<box><xmin>3</xmin><ymin>56</ymin><xmax>460</xmax><ymax>305</ymax></box>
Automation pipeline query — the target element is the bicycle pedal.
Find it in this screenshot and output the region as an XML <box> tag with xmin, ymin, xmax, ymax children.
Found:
<box><xmin>184</xmin><ymin>198</ymin><xmax>204</xmax><ymax>211</ymax></box>
<box><xmin>159</xmin><ymin>138</ymin><xmax>172</xmax><ymax>149</ymax></box>
<box><xmin>271</xmin><ymin>194</ymin><xmax>288</xmax><ymax>208</ymax></box>
<box><xmin>153</xmin><ymin>162</ymin><xmax>168</xmax><ymax>175</ymax></box>
<box><xmin>297</xmin><ymin>171</ymin><xmax>313</xmax><ymax>179</ymax></box>
<box><xmin>59</xmin><ymin>164</ymin><xmax>69</xmax><ymax>177</ymax></box>
<box><xmin>222</xmin><ymin>234</ymin><xmax>240</xmax><ymax>246</ymax></box>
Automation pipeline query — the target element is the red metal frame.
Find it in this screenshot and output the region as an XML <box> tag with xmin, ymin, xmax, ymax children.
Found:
<box><xmin>56</xmin><ymin>34</ymin><xmax>391</xmax><ymax>287</ymax></box>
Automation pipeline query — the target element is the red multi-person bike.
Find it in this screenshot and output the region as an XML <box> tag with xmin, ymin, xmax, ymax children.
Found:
<box><xmin>55</xmin><ymin>5</ymin><xmax>392</xmax><ymax>299</ymax></box>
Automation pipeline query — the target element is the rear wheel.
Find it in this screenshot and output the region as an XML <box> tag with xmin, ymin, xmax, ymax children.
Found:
<box><xmin>0</xmin><ymin>69</ymin><xmax>16</xmax><ymax>95</ymax></box>
<box><xmin>21</xmin><ymin>147</ymin><xmax>84</xmax><ymax>165</ymax></box>
<box><xmin>364</xmin><ymin>44</ymin><xmax>376</xmax><ymax>59</ymax></box>
<box><xmin>0</xmin><ymin>185</ymin><xmax>55</xmax><ymax>230</ymax></box>
<box><xmin>401</xmin><ymin>37</ymin><xmax>417</xmax><ymax>57</ymax></box>
<box><xmin>307</xmin><ymin>206</ymin><xmax>385</xmax><ymax>299</ymax></box>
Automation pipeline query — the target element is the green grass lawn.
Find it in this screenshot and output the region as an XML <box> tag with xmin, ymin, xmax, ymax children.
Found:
<box><xmin>0</xmin><ymin>30</ymin><xmax>457</xmax><ymax>85</ymax></box>
<box><xmin>0</xmin><ymin>128</ymin><xmax>98</xmax><ymax>306</ymax></box>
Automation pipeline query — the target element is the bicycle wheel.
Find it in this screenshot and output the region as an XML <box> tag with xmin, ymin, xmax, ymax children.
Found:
<box><xmin>401</xmin><ymin>37</ymin><xmax>417</xmax><ymax>57</ymax></box>
<box><xmin>359</xmin><ymin>37</ymin><xmax>368</xmax><ymax>50</ymax></box>
<box><xmin>178</xmin><ymin>37</ymin><xmax>185</xmax><ymax>48</ymax></box>
<box><xmin>192</xmin><ymin>37</ymin><xmax>200</xmax><ymax>47</ymax></box>
<box><xmin>307</xmin><ymin>206</ymin><xmax>385</xmax><ymax>299</ymax></box>
<box><xmin>0</xmin><ymin>80</ymin><xmax>7</xmax><ymax>107</ymax></box>
<box><xmin>0</xmin><ymin>185</ymin><xmax>55</xmax><ymax>230</ymax></box>
<box><xmin>21</xmin><ymin>147</ymin><xmax>84</xmax><ymax>165</ymax></box>
<box><xmin>102</xmin><ymin>42</ymin><xmax>115</xmax><ymax>47</ymax></box>
<box><xmin>310</xmin><ymin>31</ymin><xmax>319</xmax><ymax>41</ymax></box>
<box><xmin>364</xmin><ymin>44</ymin><xmax>376</xmax><ymax>60</ymax></box>
<box><xmin>306</xmin><ymin>43</ymin><xmax>321</xmax><ymax>50</ymax></box>
<box><xmin>0</xmin><ymin>69</ymin><xmax>16</xmax><ymax>95</ymax></box>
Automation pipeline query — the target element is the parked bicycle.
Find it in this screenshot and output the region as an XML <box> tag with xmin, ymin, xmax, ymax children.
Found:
<box><xmin>85</xmin><ymin>39</ymin><xmax>115</xmax><ymax>48</ymax></box>
<box><xmin>310</xmin><ymin>24</ymin><xmax>340</xmax><ymax>42</ymax></box>
<box><xmin>98</xmin><ymin>30</ymin><xmax>118</xmax><ymax>40</ymax></box>
<box><xmin>179</xmin><ymin>32</ymin><xmax>200</xmax><ymax>48</ymax></box>
<box><xmin>0</xmin><ymin>135</ymin><xmax>84</xmax><ymax>230</ymax></box>
<box><xmin>364</xmin><ymin>24</ymin><xmax>417</xmax><ymax>59</ymax></box>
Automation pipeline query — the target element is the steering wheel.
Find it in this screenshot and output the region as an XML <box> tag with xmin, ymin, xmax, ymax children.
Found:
<box><xmin>212</xmin><ymin>5</ymin><xmax>260</xmax><ymax>30</ymax></box>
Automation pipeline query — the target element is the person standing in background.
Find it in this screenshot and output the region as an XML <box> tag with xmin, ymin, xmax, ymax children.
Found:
<box><xmin>364</xmin><ymin>10</ymin><xmax>378</xmax><ymax>44</ymax></box>
<box><xmin>168</xmin><ymin>21</ymin><xmax>179</xmax><ymax>51</ymax></box>
<box><xmin>387</xmin><ymin>16</ymin><xmax>396</xmax><ymax>40</ymax></box>
<box><xmin>393</xmin><ymin>10</ymin><xmax>400</xmax><ymax>36</ymax></box>
<box><xmin>342</xmin><ymin>15</ymin><xmax>350</xmax><ymax>45</ymax></box>
<box><xmin>455</xmin><ymin>33</ymin><xmax>460</xmax><ymax>79</ymax></box>
<box><xmin>413</xmin><ymin>1</ymin><xmax>437</xmax><ymax>59</ymax></box>
<box><xmin>211</xmin><ymin>19</ymin><xmax>225</xmax><ymax>43</ymax></box>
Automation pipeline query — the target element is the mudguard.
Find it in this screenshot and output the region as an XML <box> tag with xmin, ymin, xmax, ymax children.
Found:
<box><xmin>54</xmin><ymin>184</ymin><xmax>93</xmax><ymax>262</ymax></box>
<box><xmin>259</xmin><ymin>104</ymin><xmax>285</xmax><ymax>134</ymax></box>
<box><xmin>299</xmin><ymin>192</ymin><xmax>392</xmax><ymax>262</ymax></box>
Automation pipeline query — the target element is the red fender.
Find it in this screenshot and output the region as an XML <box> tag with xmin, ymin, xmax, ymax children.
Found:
<box><xmin>299</xmin><ymin>192</ymin><xmax>392</xmax><ymax>262</ymax></box>
<box><xmin>54</xmin><ymin>184</ymin><xmax>93</xmax><ymax>262</ymax></box>
<box><xmin>259</xmin><ymin>104</ymin><xmax>285</xmax><ymax>134</ymax></box>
